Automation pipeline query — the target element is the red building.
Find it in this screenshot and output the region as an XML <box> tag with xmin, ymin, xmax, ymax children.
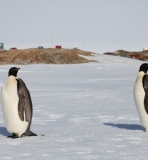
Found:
<box><xmin>10</xmin><ymin>47</ymin><xmax>17</xmax><ymax>50</ymax></box>
<box><xmin>130</xmin><ymin>54</ymin><xmax>140</xmax><ymax>59</ymax></box>
<box><xmin>55</xmin><ymin>45</ymin><xmax>62</xmax><ymax>49</ymax></box>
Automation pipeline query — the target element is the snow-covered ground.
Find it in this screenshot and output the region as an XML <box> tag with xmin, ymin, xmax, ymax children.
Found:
<box><xmin>0</xmin><ymin>54</ymin><xmax>146</xmax><ymax>159</ymax></box>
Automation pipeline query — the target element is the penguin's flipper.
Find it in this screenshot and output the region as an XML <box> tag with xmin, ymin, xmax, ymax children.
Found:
<box><xmin>17</xmin><ymin>78</ymin><xmax>32</xmax><ymax>123</ymax></box>
<box><xmin>144</xmin><ymin>94</ymin><xmax>148</xmax><ymax>114</ymax></box>
<box><xmin>143</xmin><ymin>75</ymin><xmax>148</xmax><ymax>114</ymax></box>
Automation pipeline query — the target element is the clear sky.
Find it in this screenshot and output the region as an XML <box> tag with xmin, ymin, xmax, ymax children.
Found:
<box><xmin>0</xmin><ymin>0</ymin><xmax>148</xmax><ymax>53</ymax></box>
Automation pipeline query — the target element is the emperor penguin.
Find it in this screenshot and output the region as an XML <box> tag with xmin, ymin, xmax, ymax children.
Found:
<box><xmin>133</xmin><ymin>63</ymin><xmax>148</xmax><ymax>132</ymax></box>
<box><xmin>1</xmin><ymin>67</ymin><xmax>37</xmax><ymax>138</ymax></box>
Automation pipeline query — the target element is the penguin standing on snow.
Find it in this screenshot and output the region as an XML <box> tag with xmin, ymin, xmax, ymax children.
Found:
<box><xmin>134</xmin><ymin>63</ymin><xmax>148</xmax><ymax>132</ymax></box>
<box><xmin>1</xmin><ymin>67</ymin><xmax>37</xmax><ymax>138</ymax></box>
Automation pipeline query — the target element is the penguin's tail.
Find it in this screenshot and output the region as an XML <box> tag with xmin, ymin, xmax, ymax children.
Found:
<box><xmin>21</xmin><ymin>130</ymin><xmax>37</xmax><ymax>137</ymax></box>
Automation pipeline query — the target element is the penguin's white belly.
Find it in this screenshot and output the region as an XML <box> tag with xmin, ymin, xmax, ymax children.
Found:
<box><xmin>134</xmin><ymin>76</ymin><xmax>148</xmax><ymax>129</ymax></box>
<box><xmin>1</xmin><ymin>78</ymin><xmax>28</xmax><ymax>137</ymax></box>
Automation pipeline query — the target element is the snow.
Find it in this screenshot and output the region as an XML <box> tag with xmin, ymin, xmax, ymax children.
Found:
<box><xmin>0</xmin><ymin>54</ymin><xmax>146</xmax><ymax>159</ymax></box>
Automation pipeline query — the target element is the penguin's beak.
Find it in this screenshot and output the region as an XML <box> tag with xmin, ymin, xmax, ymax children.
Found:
<box><xmin>15</xmin><ymin>68</ymin><xmax>20</xmax><ymax>71</ymax></box>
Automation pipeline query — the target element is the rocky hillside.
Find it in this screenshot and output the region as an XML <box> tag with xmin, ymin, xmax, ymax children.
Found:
<box><xmin>0</xmin><ymin>48</ymin><xmax>95</xmax><ymax>65</ymax></box>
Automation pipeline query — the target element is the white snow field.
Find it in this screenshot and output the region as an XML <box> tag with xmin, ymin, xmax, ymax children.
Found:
<box><xmin>0</xmin><ymin>54</ymin><xmax>146</xmax><ymax>160</ymax></box>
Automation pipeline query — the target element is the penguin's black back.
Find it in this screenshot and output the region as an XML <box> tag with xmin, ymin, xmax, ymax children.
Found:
<box><xmin>143</xmin><ymin>75</ymin><xmax>148</xmax><ymax>114</ymax></box>
<box><xmin>16</xmin><ymin>78</ymin><xmax>32</xmax><ymax>124</ymax></box>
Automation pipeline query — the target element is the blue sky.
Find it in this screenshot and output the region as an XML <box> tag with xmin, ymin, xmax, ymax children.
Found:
<box><xmin>1</xmin><ymin>0</ymin><xmax>148</xmax><ymax>53</ymax></box>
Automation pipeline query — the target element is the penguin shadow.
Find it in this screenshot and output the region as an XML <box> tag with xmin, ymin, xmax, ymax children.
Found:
<box><xmin>0</xmin><ymin>127</ymin><xmax>9</xmax><ymax>136</ymax></box>
<box><xmin>104</xmin><ymin>123</ymin><xmax>144</xmax><ymax>131</ymax></box>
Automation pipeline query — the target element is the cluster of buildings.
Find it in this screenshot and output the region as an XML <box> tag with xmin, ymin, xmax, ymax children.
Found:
<box><xmin>103</xmin><ymin>51</ymin><xmax>141</xmax><ymax>60</ymax></box>
<box><xmin>0</xmin><ymin>43</ymin><xmax>63</xmax><ymax>50</ymax></box>
<box><xmin>1</xmin><ymin>42</ymin><xmax>147</xmax><ymax>61</ymax></box>
<box><xmin>103</xmin><ymin>47</ymin><xmax>148</xmax><ymax>60</ymax></box>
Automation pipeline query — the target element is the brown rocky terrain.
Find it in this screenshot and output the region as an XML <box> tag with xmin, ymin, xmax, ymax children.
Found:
<box><xmin>0</xmin><ymin>48</ymin><xmax>96</xmax><ymax>64</ymax></box>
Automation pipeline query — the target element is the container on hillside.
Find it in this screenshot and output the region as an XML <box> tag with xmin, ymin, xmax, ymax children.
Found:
<box><xmin>55</xmin><ymin>45</ymin><xmax>62</xmax><ymax>49</ymax></box>
<box><xmin>0</xmin><ymin>43</ymin><xmax>4</xmax><ymax>50</ymax></box>
<box><xmin>38</xmin><ymin>46</ymin><xmax>44</xmax><ymax>49</ymax></box>
<box><xmin>10</xmin><ymin>47</ymin><xmax>17</xmax><ymax>50</ymax></box>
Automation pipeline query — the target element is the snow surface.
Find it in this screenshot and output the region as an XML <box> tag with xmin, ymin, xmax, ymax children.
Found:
<box><xmin>0</xmin><ymin>54</ymin><xmax>146</xmax><ymax>160</ymax></box>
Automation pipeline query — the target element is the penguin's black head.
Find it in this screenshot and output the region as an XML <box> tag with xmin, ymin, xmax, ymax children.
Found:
<box><xmin>139</xmin><ymin>63</ymin><xmax>148</xmax><ymax>73</ymax></box>
<box><xmin>8</xmin><ymin>67</ymin><xmax>20</xmax><ymax>77</ymax></box>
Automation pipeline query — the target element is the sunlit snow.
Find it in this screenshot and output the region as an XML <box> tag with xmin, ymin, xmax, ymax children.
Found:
<box><xmin>0</xmin><ymin>54</ymin><xmax>146</xmax><ymax>160</ymax></box>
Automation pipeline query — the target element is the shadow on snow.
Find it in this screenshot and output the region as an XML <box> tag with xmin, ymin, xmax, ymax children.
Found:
<box><xmin>0</xmin><ymin>127</ymin><xmax>9</xmax><ymax>136</ymax></box>
<box><xmin>104</xmin><ymin>123</ymin><xmax>144</xmax><ymax>131</ymax></box>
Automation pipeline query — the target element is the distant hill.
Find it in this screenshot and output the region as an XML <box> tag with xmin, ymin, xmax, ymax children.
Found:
<box><xmin>0</xmin><ymin>48</ymin><xmax>96</xmax><ymax>64</ymax></box>
<box><xmin>114</xmin><ymin>50</ymin><xmax>148</xmax><ymax>61</ymax></box>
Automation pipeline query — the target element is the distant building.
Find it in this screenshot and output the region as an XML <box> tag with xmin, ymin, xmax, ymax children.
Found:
<box><xmin>74</xmin><ymin>46</ymin><xmax>77</xmax><ymax>49</ymax></box>
<box><xmin>10</xmin><ymin>47</ymin><xmax>17</xmax><ymax>50</ymax></box>
<box><xmin>0</xmin><ymin>43</ymin><xmax>4</xmax><ymax>50</ymax></box>
<box><xmin>38</xmin><ymin>46</ymin><xmax>44</xmax><ymax>49</ymax></box>
<box><xmin>55</xmin><ymin>45</ymin><xmax>62</xmax><ymax>49</ymax></box>
<box><xmin>130</xmin><ymin>54</ymin><xmax>140</xmax><ymax>59</ymax></box>
<box><xmin>143</xmin><ymin>47</ymin><xmax>148</xmax><ymax>51</ymax></box>
<box><xmin>30</xmin><ymin>59</ymin><xmax>35</xmax><ymax>63</ymax></box>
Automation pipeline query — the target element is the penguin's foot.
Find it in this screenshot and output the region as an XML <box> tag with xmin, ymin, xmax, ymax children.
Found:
<box><xmin>7</xmin><ymin>133</ymin><xmax>19</xmax><ymax>139</ymax></box>
<box><xmin>21</xmin><ymin>130</ymin><xmax>37</xmax><ymax>137</ymax></box>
